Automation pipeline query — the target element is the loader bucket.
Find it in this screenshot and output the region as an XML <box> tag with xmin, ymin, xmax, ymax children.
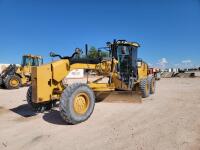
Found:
<box><xmin>95</xmin><ymin>91</ymin><xmax>142</xmax><ymax>103</ymax></box>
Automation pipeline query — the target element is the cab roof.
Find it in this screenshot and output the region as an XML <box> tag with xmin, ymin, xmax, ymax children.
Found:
<box><xmin>23</xmin><ymin>54</ymin><xmax>43</xmax><ymax>59</ymax></box>
<box><xmin>115</xmin><ymin>40</ymin><xmax>140</xmax><ymax>47</ymax></box>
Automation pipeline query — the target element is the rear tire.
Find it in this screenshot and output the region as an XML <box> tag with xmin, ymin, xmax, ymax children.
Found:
<box><xmin>148</xmin><ymin>76</ymin><xmax>156</xmax><ymax>94</ymax></box>
<box><xmin>60</xmin><ymin>83</ymin><xmax>95</xmax><ymax>124</ymax></box>
<box><xmin>139</xmin><ymin>78</ymin><xmax>150</xmax><ymax>98</ymax></box>
<box><xmin>4</xmin><ymin>75</ymin><xmax>21</xmax><ymax>89</ymax></box>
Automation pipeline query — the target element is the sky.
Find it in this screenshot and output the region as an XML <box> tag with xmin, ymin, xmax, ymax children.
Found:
<box><xmin>0</xmin><ymin>0</ymin><xmax>200</xmax><ymax>68</ymax></box>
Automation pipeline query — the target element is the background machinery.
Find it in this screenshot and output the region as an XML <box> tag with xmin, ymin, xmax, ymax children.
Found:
<box><xmin>27</xmin><ymin>40</ymin><xmax>156</xmax><ymax>124</ymax></box>
<box><xmin>154</xmin><ymin>68</ymin><xmax>161</xmax><ymax>80</ymax></box>
<box><xmin>148</xmin><ymin>68</ymin><xmax>161</xmax><ymax>80</ymax></box>
<box><xmin>0</xmin><ymin>54</ymin><xmax>43</xmax><ymax>89</ymax></box>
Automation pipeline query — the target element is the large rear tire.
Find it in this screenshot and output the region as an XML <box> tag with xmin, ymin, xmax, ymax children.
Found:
<box><xmin>4</xmin><ymin>75</ymin><xmax>21</xmax><ymax>89</ymax></box>
<box><xmin>148</xmin><ymin>76</ymin><xmax>156</xmax><ymax>94</ymax></box>
<box><xmin>139</xmin><ymin>78</ymin><xmax>150</xmax><ymax>98</ymax></box>
<box><xmin>60</xmin><ymin>83</ymin><xmax>95</xmax><ymax>124</ymax></box>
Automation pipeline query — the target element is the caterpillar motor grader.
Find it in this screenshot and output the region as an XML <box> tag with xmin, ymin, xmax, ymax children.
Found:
<box><xmin>27</xmin><ymin>39</ymin><xmax>156</xmax><ymax>124</ymax></box>
<box><xmin>0</xmin><ymin>54</ymin><xmax>43</xmax><ymax>89</ymax></box>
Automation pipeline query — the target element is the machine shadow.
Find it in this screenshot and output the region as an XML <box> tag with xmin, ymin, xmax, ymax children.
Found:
<box><xmin>10</xmin><ymin>103</ymin><xmax>37</xmax><ymax>117</ymax></box>
<box><xmin>42</xmin><ymin>109</ymin><xmax>70</xmax><ymax>125</ymax></box>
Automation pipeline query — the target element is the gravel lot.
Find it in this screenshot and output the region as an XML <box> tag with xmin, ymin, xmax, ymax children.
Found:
<box><xmin>0</xmin><ymin>78</ymin><xmax>200</xmax><ymax>150</ymax></box>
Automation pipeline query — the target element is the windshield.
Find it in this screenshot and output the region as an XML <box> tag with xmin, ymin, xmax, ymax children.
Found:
<box><xmin>117</xmin><ymin>46</ymin><xmax>130</xmax><ymax>55</ymax></box>
<box><xmin>22</xmin><ymin>56</ymin><xmax>32</xmax><ymax>66</ymax></box>
<box><xmin>22</xmin><ymin>56</ymin><xmax>43</xmax><ymax>66</ymax></box>
<box><xmin>32</xmin><ymin>58</ymin><xmax>43</xmax><ymax>66</ymax></box>
<box><xmin>116</xmin><ymin>45</ymin><xmax>138</xmax><ymax>81</ymax></box>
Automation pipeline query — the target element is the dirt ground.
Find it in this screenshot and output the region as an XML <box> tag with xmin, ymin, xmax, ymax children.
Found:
<box><xmin>0</xmin><ymin>78</ymin><xmax>200</xmax><ymax>150</ymax></box>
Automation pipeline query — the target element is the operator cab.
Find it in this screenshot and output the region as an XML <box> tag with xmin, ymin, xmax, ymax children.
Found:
<box><xmin>111</xmin><ymin>40</ymin><xmax>140</xmax><ymax>89</ymax></box>
<box><xmin>22</xmin><ymin>55</ymin><xmax>43</xmax><ymax>67</ymax></box>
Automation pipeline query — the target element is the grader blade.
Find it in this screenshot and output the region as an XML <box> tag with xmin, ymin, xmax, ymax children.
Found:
<box><xmin>95</xmin><ymin>91</ymin><xmax>142</xmax><ymax>103</ymax></box>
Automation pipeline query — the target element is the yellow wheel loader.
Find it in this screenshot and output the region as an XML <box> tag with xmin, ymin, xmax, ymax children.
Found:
<box><xmin>0</xmin><ymin>54</ymin><xmax>43</xmax><ymax>89</ymax></box>
<box><xmin>27</xmin><ymin>39</ymin><xmax>156</xmax><ymax>124</ymax></box>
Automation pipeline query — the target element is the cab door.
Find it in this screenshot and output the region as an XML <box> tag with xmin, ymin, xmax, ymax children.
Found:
<box><xmin>116</xmin><ymin>45</ymin><xmax>138</xmax><ymax>89</ymax></box>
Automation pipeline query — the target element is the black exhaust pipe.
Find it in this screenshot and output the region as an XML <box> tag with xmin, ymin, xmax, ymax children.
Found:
<box><xmin>85</xmin><ymin>44</ymin><xmax>88</xmax><ymax>56</ymax></box>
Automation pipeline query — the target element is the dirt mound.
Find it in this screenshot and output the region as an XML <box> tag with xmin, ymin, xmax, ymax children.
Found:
<box><xmin>174</xmin><ymin>72</ymin><xmax>195</xmax><ymax>78</ymax></box>
<box><xmin>161</xmin><ymin>72</ymin><xmax>174</xmax><ymax>78</ymax></box>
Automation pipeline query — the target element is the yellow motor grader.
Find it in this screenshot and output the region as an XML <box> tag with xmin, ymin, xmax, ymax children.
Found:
<box><xmin>27</xmin><ymin>40</ymin><xmax>156</xmax><ymax>124</ymax></box>
<box><xmin>0</xmin><ymin>54</ymin><xmax>43</xmax><ymax>89</ymax></box>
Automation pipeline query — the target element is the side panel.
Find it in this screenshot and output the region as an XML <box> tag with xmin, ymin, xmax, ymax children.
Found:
<box><xmin>52</xmin><ymin>60</ymin><xmax>69</xmax><ymax>82</ymax></box>
<box><xmin>32</xmin><ymin>64</ymin><xmax>52</xmax><ymax>103</ymax></box>
<box><xmin>31</xmin><ymin>60</ymin><xmax>70</xmax><ymax>103</ymax></box>
<box><xmin>138</xmin><ymin>62</ymin><xmax>148</xmax><ymax>80</ymax></box>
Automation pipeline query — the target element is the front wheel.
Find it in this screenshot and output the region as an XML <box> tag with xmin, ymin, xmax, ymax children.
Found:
<box><xmin>59</xmin><ymin>83</ymin><xmax>95</xmax><ymax>124</ymax></box>
<box><xmin>4</xmin><ymin>75</ymin><xmax>21</xmax><ymax>89</ymax></box>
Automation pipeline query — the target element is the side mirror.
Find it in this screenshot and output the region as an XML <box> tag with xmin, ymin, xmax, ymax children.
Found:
<box><xmin>49</xmin><ymin>52</ymin><xmax>56</xmax><ymax>57</ymax></box>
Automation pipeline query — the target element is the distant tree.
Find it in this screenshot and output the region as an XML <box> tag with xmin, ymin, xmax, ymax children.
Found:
<box><xmin>88</xmin><ymin>46</ymin><xmax>98</xmax><ymax>59</ymax></box>
<box><xmin>100</xmin><ymin>51</ymin><xmax>109</xmax><ymax>57</ymax></box>
<box><xmin>88</xmin><ymin>46</ymin><xmax>109</xmax><ymax>59</ymax></box>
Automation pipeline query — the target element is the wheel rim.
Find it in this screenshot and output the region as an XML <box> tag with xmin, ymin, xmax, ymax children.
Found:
<box><xmin>73</xmin><ymin>92</ymin><xmax>90</xmax><ymax>115</ymax></box>
<box><xmin>10</xmin><ymin>78</ymin><xmax>19</xmax><ymax>87</ymax></box>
